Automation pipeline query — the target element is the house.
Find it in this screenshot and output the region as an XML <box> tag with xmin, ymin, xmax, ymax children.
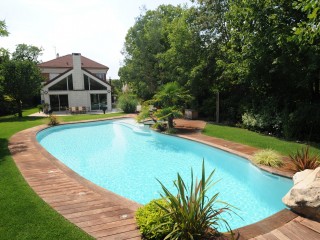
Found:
<box><xmin>38</xmin><ymin>53</ymin><xmax>112</xmax><ymax>112</ymax></box>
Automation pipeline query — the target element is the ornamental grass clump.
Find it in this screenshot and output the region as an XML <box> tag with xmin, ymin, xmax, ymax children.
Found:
<box><xmin>48</xmin><ymin>115</ymin><xmax>59</xmax><ymax>126</ymax></box>
<box><xmin>253</xmin><ymin>149</ymin><xmax>283</xmax><ymax>167</ymax></box>
<box><xmin>155</xmin><ymin>160</ymin><xmax>236</xmax><ymax>239</ymax></box>
<box><xmin>289</xmin><ymin>146</ymin><xmax>320</xmax><ymax>171</ymax></box>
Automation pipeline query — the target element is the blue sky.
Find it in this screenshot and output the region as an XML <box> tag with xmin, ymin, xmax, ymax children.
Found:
<box><xmin>0</xmin><ymin>0</ymin><xmax>189</xmax><ymax>78</ymax></box>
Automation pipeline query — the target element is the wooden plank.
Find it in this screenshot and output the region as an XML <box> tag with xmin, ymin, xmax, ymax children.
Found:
<box><xmin>97</xmin><ymin>229</ymin><xmax>141</xmax><ymax>240</ymax></box>
<box><xmin>272</xmin><ymin>229</ymin><xmax>291</xmax><ymax>240</ymax></box>
<box><xmin>279</xmin><ymin>221</ymin><xmax>320</xmax><ymax>240</ymax></box>
<box><xmin>90</xmin><ymin>223</ymin><xmax>138</xmax><ymax>238</ymax></box>
<box><xmin>299</xmin><ymin>217</ymin><xmax>320</xmax><ymax>234</ymax></box>
<box><xmin>83</xmin><ymin>218</ymin><xmax>136</xmax><ymax>233</ymax></box>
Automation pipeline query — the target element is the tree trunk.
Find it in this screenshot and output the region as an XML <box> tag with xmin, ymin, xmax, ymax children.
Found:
<box><xmin>17</xmin><ymin>99</ymin><xmax>22</xmax><ymax>118</ymax></box>
<box><xmin>216</xmin><ymin>91</ymin><xmax>220</xmax><ymax>123</ymax></box>
<box><xmin>168</xmin><ymin>115</ymin><xmax>174</xmax><ymax>129</ymax></box>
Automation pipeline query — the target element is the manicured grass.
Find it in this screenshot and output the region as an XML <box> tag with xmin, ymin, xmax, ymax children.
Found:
<box><xmin>203</xmin><ymin>123</ymin><xmax>320</xmax><ymax>156</ymax></box>
<box><xmin>0</xmin><ymin>108</ymin><xmax>125</xmax><ymax>239</ymax></box>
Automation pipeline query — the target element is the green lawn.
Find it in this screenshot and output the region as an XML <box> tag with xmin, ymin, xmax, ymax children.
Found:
<box><xmin>0</xmin><ymin>108</ymin><xmax>125</xmax><ymax>240</ymax></box>
<box><xmin>203</xmin><ymin>123</ymin><xmax>320</xmax><ymax>156</ymax></box>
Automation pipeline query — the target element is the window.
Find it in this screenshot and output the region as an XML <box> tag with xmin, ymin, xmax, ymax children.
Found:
<box><xmin>48</xmin><ymin>75</ymin><xmax>73</xmax><ymax>91</ymax></box>
<box><xmin>83</xmin><ymin>74</ymin><xmax>107</xmax><ymax>90</ymax></box>
<box><xmin>95</xmin><ymin>73</ymin><xmax>106</xmax><ymax>80</ymax></box>
<box><xmin>49</xmin><ymin>95</ymin><xmax>69</xmax><ymax>111</ymax></box>
<box><xmin>90</xmin><ymin>94</ymin><xmax>107</xmax><ymax>110</ymax></box>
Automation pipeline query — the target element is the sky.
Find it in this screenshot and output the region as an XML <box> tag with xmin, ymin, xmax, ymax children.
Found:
<box><xmin>0</xmin><ymin>0</ymin><xmax>189</xmax><ymax>79</ymax></box>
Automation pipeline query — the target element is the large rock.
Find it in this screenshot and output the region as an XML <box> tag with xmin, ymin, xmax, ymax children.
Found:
<box><xmin>282</xmin><ymin>167</ymin><xmax>320</xmax><ymax>221</ymax></box>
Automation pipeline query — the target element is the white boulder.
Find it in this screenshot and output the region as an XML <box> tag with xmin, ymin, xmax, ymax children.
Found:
<box><xmin>282</xmin><ymin>167</ymin><xmax>320</xmax><ymax>221</ymax></box>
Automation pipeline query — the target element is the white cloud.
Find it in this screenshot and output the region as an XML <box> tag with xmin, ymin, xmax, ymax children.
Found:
<box><xmin>0</xmin><ymin>0</ymin><xmax>189</xmax><ymax>78</ymax></box>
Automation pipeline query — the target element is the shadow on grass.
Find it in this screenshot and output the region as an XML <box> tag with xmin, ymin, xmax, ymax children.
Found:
<box><xmin>0</xmin><ymin>138</ymin><xmax>10</xmax><ymax>164</ymax></box>
<box><xmin>0</xmin><ymin>116</ymin><xmax>46</xmax><ymax>123</ymax></box>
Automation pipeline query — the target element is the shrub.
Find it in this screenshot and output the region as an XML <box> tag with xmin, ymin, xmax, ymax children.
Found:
<box><xmin>241</xmin><ymin>111</ymin><xmax>282</xmax><ymax>134</ymax></box>
<box><xmin>253</xmin><ymin>149</ymin><xmax>283</xmax><ymax>167</ymax></box>
<box><xmin>117</xmin><ymin>93</ymin><xmax>139</xmax><ymax>113</ymax></box>
<box><xmin>283</xmin><ymin>103</ymin><xmax>320</xmax><ymax>142</ymax></box>
<box><xmin>48</xmin><ymin>115</ymin><xmax>59</xmax><ymax>126</ymax></box>
<box><xmin>289</xmin><ymin>146</ymin><xmax>320</xmax><ymax>171</ymax></box>
<box><xmin>156</xmin><ymin>160</ymin><xmax>235</xmax><ymax>239</ymax></box>
<box><xmin>135</xmin><ymin>199</ymin><xmax>173</xmax><ymax>240</ymax></box>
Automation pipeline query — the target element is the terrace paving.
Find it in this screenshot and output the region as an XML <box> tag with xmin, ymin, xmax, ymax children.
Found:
<box><xmin>8</xmin><ymin>117</ymin><xmax>320</xmax><ymax>240</ymax></box>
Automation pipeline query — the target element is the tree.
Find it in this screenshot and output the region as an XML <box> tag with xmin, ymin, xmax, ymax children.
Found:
<box><xmin>1</xmin><ymin>60</ymin><xmax>43</xmax><ymax>117</ymax></box>
<box><xmin>0</xmin><ymin>20</ymin><xmax>9</xmax><ymax>37</ymax></box>
<box><xmin>12</xmin><ymin>44</ymin><xmax>43</xmax><ymax>63</ymax></box>
<box><xmin>138</xmin><ymin>82</ymin><xmax>193</xmax><ymax>129</ymax></box>
<box><xmin>119</xmin><ymin>5</ymin><xmax>187</xmax><ymax>99</ymax></box>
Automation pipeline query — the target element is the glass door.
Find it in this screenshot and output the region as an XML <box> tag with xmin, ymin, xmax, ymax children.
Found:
<box><xmin>90</xmin><ymin>94</ymin><xmax>107</xmax><ymax>110</ymax></box>
<box><xmin>49</xmin><ymin>95</ymin><xmax>69</xmax><ymax>111</ymax></box>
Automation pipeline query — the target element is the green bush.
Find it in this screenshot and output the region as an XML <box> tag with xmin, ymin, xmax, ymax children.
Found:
<box><xmin>156</xmin><ymin>160</ymin><xmax>235</xmax><ymax>239</ymax></box>
<box><xmin>253</xmin><ymin>149</ymin><xmax>283</xmax><ymax>167</ymax></box>
<box><xmin>117</xmin><ymin>93</ymin><xmax>139</xmax><ymax>113</ymax></box>
<box><xmin>135</xmin><ymin>199</ymin><xmax>173</xmax><ymax>240</ymax></box>
<box><xmin>241</xmin><ymin>110</ymin><xmax>282</xmax><ymax>134</ymax></box>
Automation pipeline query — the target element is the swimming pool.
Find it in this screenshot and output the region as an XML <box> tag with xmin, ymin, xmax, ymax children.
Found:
<box><xmin>37</xmin><ymin>119</ymin><xmax>293</xmax><ymax>230</ymax></box>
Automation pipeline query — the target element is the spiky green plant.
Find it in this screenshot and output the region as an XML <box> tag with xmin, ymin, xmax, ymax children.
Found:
<box><xmin>289</xmin><ymin>146</ymin><xmax>320</xmax><ymax>171</ymax></box>
<box><xmin>156</xmin><ymin>160</ymin><xmax>236</xmax><ymax>240</ymax></box>
<box><xmin>253</xmin><ymin>149</ymin><xmax>283</xmax><ymax>167</ymax></box>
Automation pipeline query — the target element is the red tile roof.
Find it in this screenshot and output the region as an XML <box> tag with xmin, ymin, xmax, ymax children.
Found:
<box><xmin>38</xmin><ymin>54</ymin><xmax>109</xmax><ymax>70</ymax></box>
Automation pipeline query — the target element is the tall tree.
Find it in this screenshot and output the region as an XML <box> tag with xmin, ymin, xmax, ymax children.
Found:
<box><xmin>12</xmin><ymin>44</ymin><xmax>43</xmax><ymax>63</ymax></box>
<box><xmin>1</xmin><ymin>60</ymin><xmax>43</xmax><ymax>117</ymax></box>
<box><xmin>119</xmin><ymin>5</ymin><xmax>186</xmax><ymax>99</ymax></box>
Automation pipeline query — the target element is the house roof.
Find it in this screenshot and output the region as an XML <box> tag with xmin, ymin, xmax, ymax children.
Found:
<box><xmin>43</xmin><ymin>68</ymin><xmax>111</xmax><ymax>87</ymax></box>
<box><xmin>38</xmin><ymin>54</ymin><xmax>109</xmax><ymax>70</ymax></box>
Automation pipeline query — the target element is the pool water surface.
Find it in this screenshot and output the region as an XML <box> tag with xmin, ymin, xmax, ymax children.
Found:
<box><xmin>37</xmin><ymin>119</ymin><xmax>293</xmax><ymax>230</ymax></box>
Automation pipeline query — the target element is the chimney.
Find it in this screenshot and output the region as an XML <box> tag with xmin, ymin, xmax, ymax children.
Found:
<box><xmin>72</xmin><ymin>53</ymin><xmax>81</xmax><ymax>70</ymax></box>
<box><xmin>72</xmin><ymin>53</ymin><xmax>82</xmax><ymax>90</ymax></box>
<box><xmin>56</xmin><ymin>53</ymin><xmax>59</xmax><ymax>58</ymax></box>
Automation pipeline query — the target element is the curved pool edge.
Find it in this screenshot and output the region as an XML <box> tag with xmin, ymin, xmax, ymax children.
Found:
<box><xmin>8</xmin><ymin>118</ymin><xmax>308</xmax><ymax>239</ymax></box>
<box><xmin>176</xmin><ymin>133</ymin><xmax>295</xmax><ymax>179</ymax></box>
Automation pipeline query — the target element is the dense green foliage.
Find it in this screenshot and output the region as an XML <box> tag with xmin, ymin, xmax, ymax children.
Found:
<box><xmin>1</xmin><ymin>60</ymin><xmax>43</xmax><ymax>117</ymax></box>
<box><xmin>156</xmin><ymin>161</ymin><xmax>234</xmax><ymax>239</ymax></box>
<box><xmin>203</xmin><ymin>123</ymin><xmax>320</xmax><ymax>156</ymax></box>
<box><xmin>0</xmin><ymin>40</ymin><xmax>43</xmax><ymax>117</ymax></box>
<box><xmin>136</xmin><ymin>199</ymin><xmax>173</xmax><ymax>240</ymax></box>
<box><xmin>120</xmin><ymin>1</ymin><xmax>320</xmax><ymax>142</ymax></box>
<box><xmin>0</xmin><ymin>109</ymin><xmax>94</xmax><ymax>239</ymax></box>
<box><xmin>253</xmin><ymin>149</ymin><xmax>283</xmax><ymax>168</ymax></box>
<box><xmin>117</xmin><ymin>93</ymin><xmax>139</xmax><ymax>113</ymax></box>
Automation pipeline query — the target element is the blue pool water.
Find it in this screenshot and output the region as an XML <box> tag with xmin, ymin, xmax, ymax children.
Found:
<box><xmin>37</xmin><ymin>119</ymin><xmax>292</xmax><ymax>230</ymax></box>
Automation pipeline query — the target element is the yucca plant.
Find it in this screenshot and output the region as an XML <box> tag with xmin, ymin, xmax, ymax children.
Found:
<box><xmin>156</xmin><ymin>160</ymin><xmax>236</xmax><ymax>240</ymax></box>
<box><xmin>289</xmin><ymin>146</ymin><xmax>320</xmax><ymax>171</ymax></box>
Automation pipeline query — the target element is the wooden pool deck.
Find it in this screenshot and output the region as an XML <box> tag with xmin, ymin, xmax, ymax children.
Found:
<box><xmin>8</xmin><ymin>117</ymin><xmax>320</xmax><ymax>240</ymax></box>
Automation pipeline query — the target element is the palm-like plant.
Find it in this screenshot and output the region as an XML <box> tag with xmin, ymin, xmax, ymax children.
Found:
<box><xmin>138</xmin><ymin>82</ymin><xmax>193</xmax><ymax>129</ymax></box>
<box><xmin>289</xmin><ymin>146</ymin><xmax>320</xmax><ymax>171</ymax></box>
<box><xmin>156</xmin><ymin>160</ymin><xmax>236</xmax><ymax>239</ymax></box>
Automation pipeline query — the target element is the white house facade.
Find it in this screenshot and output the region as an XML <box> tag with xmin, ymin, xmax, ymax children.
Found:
<box><xmin>38</xmin><ymin>53</ymin><xmax>112</xmax><ymax>112</ymax></box>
